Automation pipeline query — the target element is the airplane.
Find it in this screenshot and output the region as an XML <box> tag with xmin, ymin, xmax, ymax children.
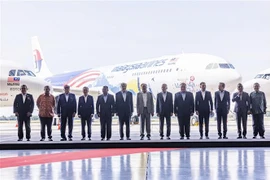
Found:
<box><xmin>32</xmin><ymin>36</ymin><xmax>242</xmax><ymax>96</ymax></box>
<box><xmin>0</xmin><ymin>59</ymin><xmax>52</xmax><ymax>116</ymax></box>
<box><xmin>32</xmin><ymin>36</ymin><xmax>243</xmax><ymax>123</ymax></box>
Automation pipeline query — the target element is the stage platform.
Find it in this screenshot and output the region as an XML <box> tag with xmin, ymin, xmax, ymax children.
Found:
<box><xmin>1</xmin><ymin>139</ymin><xmax>270</xmax><ymax>150</ymax></box>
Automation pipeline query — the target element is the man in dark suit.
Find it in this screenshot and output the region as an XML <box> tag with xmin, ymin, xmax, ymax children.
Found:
<box><xmin>174</xmin><ymin>83</ymin><xmax>194</xmax><ymax>139</ymax></box>
<box><xmin>214</xmin><ymin>82</ymin><xmax>230</xmax><ymax>139</ymax></box>
<box><xmin>156</xmin><ymin>83</ymin><xmax>173</xmax><ymax>140</ymax></box>
<box><xmin>57</xmin><ymin>85</ymin><xmax>77</xmax><ymax>141</ymax></box>
<box><xmin>195</xmin><ymin>82</ymin><xmax>213</xmax><ymax>139</ymax></box>
<box><xmin>250</xmin><ymin>82</ymin><xmax>267</xmax><ymax>139</ymax></box>
<box><xmin>115</xmin><ymin>83</ymin><xmax>133</xmax><ymax>140</ymax></box>
<box><xmin>78</xmin><ymin>87</ymin><xmax>94</xmax><ymax>141</ymax></box>
<box><xmin>96</xmin><ymin>86</ymin><xmax>115</xmax><ymax>141</ymax></box>
<box><xmin>232</xmin><ymin>83</ymin><xmax>250</xmax><ymax>139</ymax></box>
<box><xmin>13</xmin><ymin>84</ymin><xmax>34</xmax><ymax>141</ymax></box>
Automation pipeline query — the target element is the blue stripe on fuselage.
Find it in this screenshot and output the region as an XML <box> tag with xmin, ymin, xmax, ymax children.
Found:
<box><xmin>45</xmin><ymin>69</ymin><xmax>90</xmax><ymax>86</ymax></box>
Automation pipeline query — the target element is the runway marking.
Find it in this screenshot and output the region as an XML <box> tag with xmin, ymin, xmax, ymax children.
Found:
<box><xmin>0</xmin><ymin>148</ymin><xmax>179</xmax><ymax>168</ymax></box>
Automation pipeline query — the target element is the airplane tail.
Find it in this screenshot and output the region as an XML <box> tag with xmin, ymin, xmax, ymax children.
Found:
<box><xmin>31</xmin><ymin>36</ymin><xmax>53</xmax><ymax>78</ymax></box>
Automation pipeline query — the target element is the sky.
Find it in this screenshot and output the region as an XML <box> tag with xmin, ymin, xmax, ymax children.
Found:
<box><xmin>1</xmin><ymin>0</ymin><xmax>270</xmax><ymax>81</ymax></box>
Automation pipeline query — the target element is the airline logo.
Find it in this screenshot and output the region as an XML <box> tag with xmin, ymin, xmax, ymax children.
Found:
<box><xmin>111</xmin><ymin>59</ymin><xmax>167</xmax><ymax>73</ymax></box>
<box><xmin>33</xmin><ymin>49</ymin><xmax>43</xmax><ymax>73</ymax></box>
<box><xmin>168</xmin><ymin>58</ymin><xmax>178</xmax><ymax>65</ymax></box>
<box><xmin>7</xmin><ymin>77</ymin><xmax>20</xmax><ymax>86</ymax></box>
<box><xmin>66</xmin><ymin>70</ymin><xmax>101</xmax><ymax>88</ymax></box>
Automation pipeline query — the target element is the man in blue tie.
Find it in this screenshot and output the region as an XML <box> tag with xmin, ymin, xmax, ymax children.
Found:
<box><xmin>174</xmin><ymin>83</ymin><xmax>194</xmax><ymax>139</ymax></box>
<box><xmin>78</xmin><ymin>87</ymin><xmax>94</xmax><ymax>141</ymax></box>
<box><xmin>96</xmin><ymin>86</ymin><xmax>115</xmax><ymax>141</ymax></box>
<box><xmin>57</xmin><ymin>85</ymin><xmax>77</xmax><ymax>141</ymax></box>
<box><xmin>214</xmin><ymin>82</ymin><xmax>230</xmax><ymax>139</ymax></box>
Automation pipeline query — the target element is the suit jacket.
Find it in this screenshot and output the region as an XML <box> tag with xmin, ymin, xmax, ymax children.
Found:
<box><xmin>174</xmin><ymin>91</ymin><xmax>194</xmax><ymax>116</ymax></box>
<box><xmin>214</xmin><ymin>90</ymin><xmax>230</xmax><ymax>113</ymax></box>
<box><xmin>195</xmin><ymin>91</ymin><xmax>213</xmax><ymax>113</ymax></box>
<box><xmin>156</xmin><ymin>92</ymin><xmax>173</xmax><ymax>115</ymax></box>
<box><xmin>115</xmin><ymin>91</ymin><xmax>133</xmax><ymax>117</ymax></box>
<box><xmin>96</xmin><ymin>94</ymin><xmax>115</xmax><ymax>116</ymax></box>
<box><xmin>57</xmin><ymin>93</ymin><xmax>77</xmax><ymax>116</ymax></box>
<box><xmin>232</xmin><ymin>91</ymin><xmax>250</xmax><ymax>113</ymax></box>
<box><xmin>250</xmin><ymin>91</ymin><xmax>267</xmax><ymax>114</ymax></box>
<box><xmin>13</xmin><ymin>93</ymin><xmax>34</xmax><ymax>116</ymax></box>
<box><xmin>136</xmin><ymin>92</ymin><xmax>154</xmax><ymax>115</ymax></box>
<box><xmin>78</xmin><ymin>95</ymin><xmax>94</xmax><ymax>118</ymax></box>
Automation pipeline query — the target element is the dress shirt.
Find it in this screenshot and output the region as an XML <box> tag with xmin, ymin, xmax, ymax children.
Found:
<box><xmin>103</xmin><ymin>95</ymin><xmax>107</xmax><ymax>103</ymax></box>
<box><xmin>84</xmin><ymin>95</ymin><xmax>88</xmax><ymax>103</ymax></box>
<box><xmin>181</xmin><ymin>92</ymin><xmax>186</xmax><ymax>101</ymax></box>
<box><xmin>162</xmin><ymin>92</ymin><xmax>167</xmax><ymax>101</ymax></box>
<box><xmin>65</xmin><ymin>93</ymin><xmax>69</xmax><ymax>102</ymax></box>
<box><xmin>122</xmin><ymin>91</ymin><xmax>127</xmax><ymax>102</ymax></box>
<box><xmin>219</xmin><ymin>91</ymin><xmax>224</xmax><ymax>101</ymax></box>
<box><xmin>22</xmin><ymin>94</ymin><xmax>26</xmax><ymax>103</ymax></box>
<box><xmin>201</xmin><ymin>91</ymin><xmax>206</xmax><ymax>100</ymax></box>
<box><xmin>142</xmin><ymin>93</ymin><xmax>147</xmax><ymax>107</ymax></box>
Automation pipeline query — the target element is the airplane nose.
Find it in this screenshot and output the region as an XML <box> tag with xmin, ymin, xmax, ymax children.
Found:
<box><xmin>225</xmin><ymin>70</ymin><xmax>242</xmax><ymax>92</ymax></box>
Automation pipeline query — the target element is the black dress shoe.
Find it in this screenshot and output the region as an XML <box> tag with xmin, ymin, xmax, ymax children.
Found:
<box><xmin>253</xmin><ymin>136</ymin><xmax>257</xmax><ymax>139</ymax></box>
<box><xmin>101</xmin><ymin>138</ymin><xmax>105</xmax><ymax>141</ymax></box>
<box><xmin>68</xmin><ymin>138</ymin><xmax>73</xmax><ymax>141</ymax></box>
<box><xmin>167</xmin><ymin>137</ymin><xmax>171</xmax><ymax>140</ymax></box>
<box><xmin>107</xmin><ymin>138</ymin><xmax>110</xmax><ymax>141</ymax></box>
<box><xmin>243</xmin><ymin>136</ymin><xmax>247</xmax><ymax>139</ymax></box>
<box><xmin>60</xmin><ymin>138</ymin><xmax>67</xmax><ymax>141</ymax></box>
<box><xmin>81</xmin><ymin>138</ymin><xmax>85</xmax><ymax>141</ymax></box>
<box><xmin>120</xmin><ymin>138</ymin><xmax>124</xmax><ymax>140</ymax></box>
<box><xmin>127</xmin><ymin>138</ymin><xmax>131</xmax><ymax>140</ymax></box>
<box><xmin>160</xmin><ymin>137</ymin><xmax>163</xmax><ymax>140</ymax></box>
<box><xmin>260</xmin><ymin>136</ymin><xmax>265</xmax><ymax>139</ymax></box>
<box><xmin>223</xmin><ymin>136</ymin><xmax>228</xmax><ymax>139</ymax></box>
<box><xmin>140</xmin><ymin>137</ymin><xmax>144</xmax><ymax>140</ymax></box>
<box><xmin>200</xmin><ymin>137</ymin><xmax>203</xmax><ymax>140</ymax></box>
<box><xmin>237</xmin><ymin>136</ymin><xmax>242</xmax><ymax>139</ymax></box>
<box><xmin>40</xmin><ymin>138</ymin><xmax>45</xmax><ymax>141</ymax></box>
<box><xmin>88</xmin><ymin>138</ymin><xmax>91</xmax><ymax>141</ymax></box>
<box><xmin>147</xmin><ymin>137</ymin><xmax>151</xmax><ymax>140</ymax></box>
<box><xmin>27</xmin><ymin>139</ymin><xmax>30</xmax><ymax>141</ymax></box>
<box><xmin>180</xmin><ymin>137</ymin><xmax>184</xmax><ymax>140</ymax></box>
<box><xmin>187</xmin><ymin>137</ymin><xmax>190</xmax><ymax>140</ymax></box>
<box><xmin>48</xmin><ymin>138</ymin><xmax>53</xmax><ymax>141</ymax></box>
<box><xmin>218</xmin><ymin>136</ymin><xmax>222</xmax><ymax>139</ymax></box>
<box><xmin>17</xmin><ymin>139</ymin><xmax>22</xmax><ymax>141</ymax></box>
<box><xmin>205</xmin><ymin>136</ymin><xmax>209</xmax><ymax>139</ymax></box>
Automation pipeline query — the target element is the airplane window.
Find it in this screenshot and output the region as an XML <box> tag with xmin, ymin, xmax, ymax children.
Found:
<box><xmin>229</xmin><ymin>64</ymin><xmax>235</xmax><ymax>69</ymax></box>
<box><xmin>9</xmin><ymin>70</ymin><xmax>16</xmax><ymax>76</ymax></box>
<box><xmin>264</xmin><ymin>74</ymin><xmax>270</xmax><ymax>80</ymax></box>
<box><xmin>17</xmin><ymin>70</ymin><xmax>26</xmax><ymax>76</ymax></box>
<box><xmin>219</xmin><ymin>64</ymin><xmax>230</xmax><ymax>69</ymax></box>
<box><xmin>212</xmin><ymin>63</ymin><xmax>218</xmax><ymax>69</ymax></box>
<box><xmin>24</xmin><ymin>70</ymin><xmax>36</xmax><ymax>77</ymax></box>
<box><xmin>255</xmin><ymin>74</ymin><xmax>264</xmax><ymax>79</ymax></box>
<box><xmin>205</xmin><ymin>63</ymin><xmax>213</xmax><ymax>69</ymax></box>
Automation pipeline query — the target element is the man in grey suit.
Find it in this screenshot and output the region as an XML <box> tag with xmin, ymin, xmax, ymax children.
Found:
<box><xmin>232</xmin><ymin>83</ymin><xmax>250</xmax><ymax>139</ymax></box>
<box><xmin>250</xmin><ymin>83</ymin><xmax>267</xmax><ymax>139</ymax></box>
<box><xmin>137</xmin><ymin>83</ymin><xmax>154</xmax><ymax>140</ymax></box>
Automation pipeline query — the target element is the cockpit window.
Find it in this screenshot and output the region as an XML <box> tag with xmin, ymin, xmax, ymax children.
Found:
<box><xmin>229</xmin><ymin>64</ymin><xmax>235</xmax><ymax>69</ymax></box>
<box><xmin>255</xmin><ymin>74</ymin><xmax>264</xmax><ymax>79</ymax></box>
<box><xmin>24</xmin><ymin>70</ymin><xmax>36</xmax><ymax>77</ymax></box>
<box><xmin>9</xmin><ymin>69</ymin><xmax>16</xmax><ymax>76</ymax></box>
<box><xmin>205</xmin><ymin>63</ymin><xmax>213</xmax><ymax>69</ymax></box>
<box><xmin>17</xmin><ymin>70</ymin><xmax>26</xmax><ymax>76</ymax></box>
<box><xmin>219</xmin><ymin>64</ymin><xmax>230</xmax><ymax>69</ymax></box>
<box><xmin>212</xmin><ymin>63</ymin><xmax>218</xmax><ymax>69</ymax></box>
<box><xmin>265</xmin><ymin>74</ymin><xmax>270</xmax><ymax>80</ymax></box>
